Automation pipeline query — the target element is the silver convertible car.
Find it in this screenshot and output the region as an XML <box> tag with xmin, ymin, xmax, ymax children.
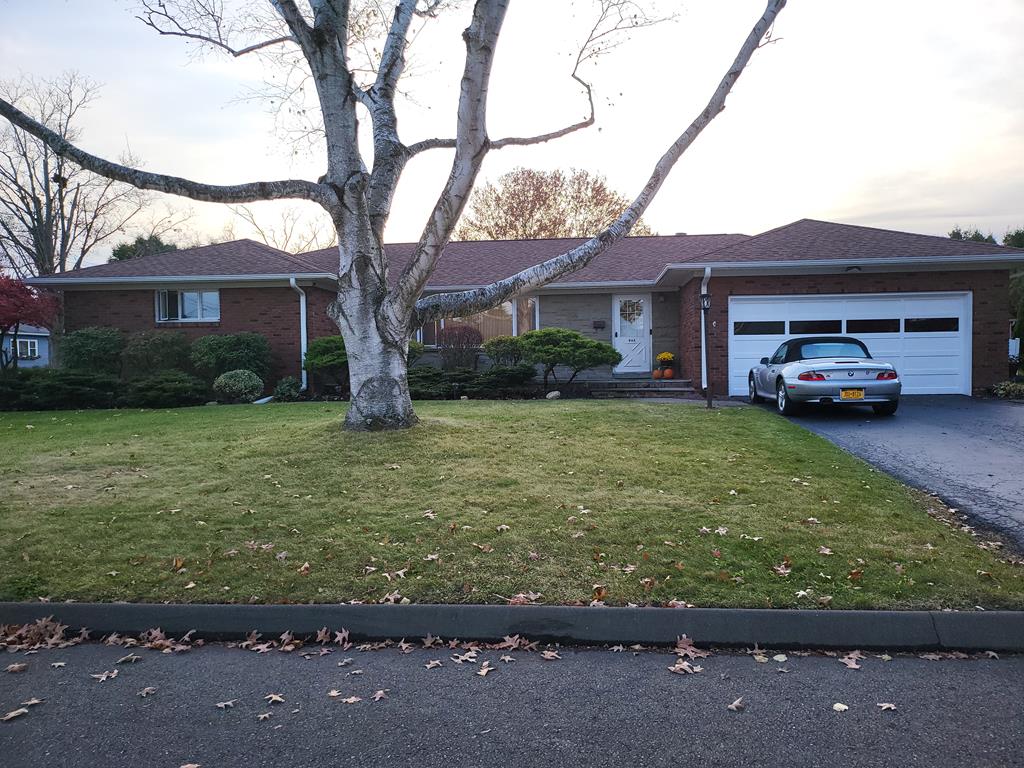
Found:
<box><xmin>748</xmin><ymin>336</ymin><xmax>901</xmax><ymax>416</ymax></box>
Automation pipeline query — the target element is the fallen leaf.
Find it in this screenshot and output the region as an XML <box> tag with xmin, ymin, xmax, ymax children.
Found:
<box><xmin>833</xmin><ymin>703</ymin><xmax>849</xmax><ymax>712</ymax></box>
<box><xmin>257</xmin><ymin>712</ymin><xmax>272</xmax><ymax>721</ymax></box>
<box><xmin>6</xmin><ymin>663</ymin><xmax>27</xmax><ymax>674</ymax></box>
<box><xmin>341</xmin><ymin>696</ymin><xmax>361</xmax><ymax>704</ymax></box>
<box><xmin>499</xmin><ymin>655</ymin><xmax>515</xmax><ymax>663</ymax></box>
<box><xmin>817</xmin><ymin>546</ymin><xmax>834</xmax><ymax>555</ymax></box>
<box><xmin>19</xmin><ymin>698</ymin><xmax>43</xmax><ymax>707</ymax></box>
<box><xmin>877</xmin><ymin>702</ymin><xmax>897</xmax><ymax>711</ymax></box>
<box><xmin>727</xmin><ymin>697</ymin><xmax>745</xmax><ymax>712</ymax></box>
<box><xmin>541</xmin><ymin>650</ymin><xmax>561</xmax><ymax>660</ymax></box>
<box><xmin>215</xmin><ymin>699</ymin><xmax>237</xmax><ymax>709</ymax></box>
<box><xmin>668</xmin><ymin>659</ymin><xmax>703</xmax><ymax>675</ymax></box>
<box><xmin>50</xmin><ymin>662</ymin><xmax>66</xmax><ymax>669</ymax></box>
<box><xmin>840</xmin><ymin>657</ymin><xmax>862</xmax><ymax>670</ymax></box>
<box><xmin>772</xmin><ymin>654</ymin><xmax>788</xmax><ymax>663</ymax></box>
<box><xmin>116</xmin><ymin>654</ymin><xmax>142</xmax><ymax>664</ymax></box>
<box><xmin>425</xmin><ymin>660</ymin><xmax>443</xmax><ymax>669</ymax></box>
<box><xmin>184</xmin><ymin>582</ymin><xmax>196</xmax><ymax>590</ymax></box>
<box><xmin>90</xmin><ymin>669</ymin><xmax>118</xmax><ymax>682</ymax></box>
<box><xmin>264</xmin><ymin>693</ymin><xmax>285</xmax><ymax>704</ymax></box>
<box><xmin>984</xmin><ymin>651</ymin><xmax>999</xmax><ymax>659</ymax></box>
<box><xmin>180</xmin><ymin>764</ymin><xmax>201</xmax><ymax>768</ymax></box>
<box><xmin>138</xmin><ymin>687</ymin><xmax>157</xmax><ymax>697</ymax></box>
<box><xmin>753</xmin><ymin>654</ymin><xmax>769</xmax><ymax>664</ymax></box>
<box><xmin>476</xmin><ymin>662</ymin><xmax>493</xmax><ymax>677</ymax></box>
<box><xmin>1</xmin><ymin>708</ymin><xmax>29</xmax><ymax>722</ymax></box>
<box><xmin>298</xmin><ymin>562</ymin><xmax>311</xmax><ymax>575</ymax></box>
<box><xmin>371</xmin><ymin>690</ymin><xmax>388</xmax><ymax>701</ymax></box>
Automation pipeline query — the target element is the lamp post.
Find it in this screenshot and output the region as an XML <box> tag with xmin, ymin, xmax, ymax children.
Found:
<box><xmin>700</xmin><ymin>292</ymin><xmax>713</xmax><ymax>409</ymax></box>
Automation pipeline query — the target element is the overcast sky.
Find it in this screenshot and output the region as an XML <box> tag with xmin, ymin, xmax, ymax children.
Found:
<box><xmin>1</xmin><ymin>0</ymin><xmax>1022</xmax><ymax>260</ymax></box>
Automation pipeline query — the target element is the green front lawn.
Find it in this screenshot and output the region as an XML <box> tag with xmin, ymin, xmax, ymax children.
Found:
<box><xmin>1</xmin><ymin>400</ymin><xmax>1020</xmax><ymax>609</ymax></box>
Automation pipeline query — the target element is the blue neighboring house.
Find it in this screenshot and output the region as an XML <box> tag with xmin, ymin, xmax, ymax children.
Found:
<box><xmin>2</xmin><ymin>325</ymin><xmax>51</xmax><ymax>368</ymax></box>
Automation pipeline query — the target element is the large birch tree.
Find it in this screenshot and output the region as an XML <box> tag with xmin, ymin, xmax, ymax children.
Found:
<box><xmin>0</xmin><ymin>0</ymin><xmax>787</xmax><ymax>431</ymax></box>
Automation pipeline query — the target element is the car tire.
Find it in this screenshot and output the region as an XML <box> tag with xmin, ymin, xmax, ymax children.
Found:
<box><xmin>872</xmin><ymin>401</ymin><xmax>898</xmax><ymax>416</ymax></box>
<box><xmin>776</xmin><ymin>380</ymin><xmax>799</xmax><ymax>415</ymax></box>
<box><xmin>749</xmin><ymin>375</ymin><xmax>762</xmax><ymax>404</ymax></box>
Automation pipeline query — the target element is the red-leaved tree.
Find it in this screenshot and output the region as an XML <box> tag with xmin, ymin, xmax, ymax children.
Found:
<box><xmin>0</xmin><ymin>276</ymin><xmax>58</xmax><ymax>370</ymax></box>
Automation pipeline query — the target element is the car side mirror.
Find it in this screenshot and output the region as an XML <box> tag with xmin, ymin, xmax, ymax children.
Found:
<box><xmin>759</xmin><ymin>357</ymin><xmax>769</xmax><ymax>365</ymax></box>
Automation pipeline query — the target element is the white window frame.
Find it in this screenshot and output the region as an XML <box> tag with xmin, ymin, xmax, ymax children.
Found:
<box><xmin>15</xmin><ymin>338</ymin><xmax>39</xmax><ymax>359</ymax></box>
<box><xmin>416</xmin><ymin>295</ymin><xmax>541</xmax><ymax>345</ymax></box>
<box><xmin>155</xmin><ymin>288</ymin><xmax>221</xmax><ymax>323</ymax></box>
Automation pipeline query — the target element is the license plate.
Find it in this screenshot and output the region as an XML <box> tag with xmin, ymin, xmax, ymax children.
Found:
<box><xmin>840</xmin><ymin>389</ymin><xmax>865</xmax><ymax>400</ymax></box>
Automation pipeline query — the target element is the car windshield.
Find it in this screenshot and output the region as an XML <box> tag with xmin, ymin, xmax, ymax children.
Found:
<box><xmin>794</xmin><ymin>341</ymin><xmax>869</xmax><ymax>360</ymax></box>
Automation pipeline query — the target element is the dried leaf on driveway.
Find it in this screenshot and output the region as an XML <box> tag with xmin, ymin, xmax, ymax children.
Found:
<box><xmin>20</xmin><ymin>698</ymin><xmax>44</xmax><ymax>707</ymax></box>
<box><xmin>215</xmin><ymin>700</ymin><xmax>237</xmax><ymax>709</ymax></box>
<box><xmin>90</xmin><ymin>669</ymin><xmax>118</xmax><ymax>682</ymax></box>
<box><xmin>541</xmin><ymin>650</ymin><xmax>561</xmax><ymax>660</ymax></box>
<box><xmin>668</xmin><ymin>659</ymin><xmax>703</xmax><ymax>675</ymax></box>
<box><xmin>371</xmin><ymin>690</ymin><xmax>388</xmax><ymax>701</ymax></box>
<box><xmin>425</xmin><ymin>660</ymin><xmax>443</xmax><ymax>669</ymax></box>
<box><xmin>116</xmin><ymin>654</ymin><xmax>142</xmax><ymax>664</ymax></box>
<box><xmin>727</xmin><ymin>697</ymin><xmax>745</xmax><ymax>712</ymax></box>
<box><xmin>833</xmin><ymin>703</ymin><xmax>849</xmax><ymax>712</ymax></box>
<box><xmin>840</xmin><ymin>657</ymin><xmax>862</xmax><ymax>670</ymax></box>
<box><xmin>6</xmin><ymin>663</ymin><xmax>27</xmax><ymax>674</ymax></box>
<box><xmin>877</xmin><ymin>703</ymin><xmax>897</xmax><ymax>711</ymax></box>
<box><xmin>264</xmin><ymin>693</ymin><xmax>285</xmax><ymax>704</ymax></box>
<box><xmin>138</xmin><ymin>687</ymin><xmax>157</xmax><ymax>697</ymax></box>
<box><xmin>2</xmin><ymin>708</ymin><xmax>29</xmax><ymax>722</ymax></box>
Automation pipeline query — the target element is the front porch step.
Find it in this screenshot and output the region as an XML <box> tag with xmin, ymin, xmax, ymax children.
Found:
<box><xmin>591</xmin><ymin>386</ymin><xmax>697</xmax><ymax>399</ymax></box>
<box><xmin>584</xmin><ymin>379</ymin><xmax>693</xmax><ymax>390</ymax></box>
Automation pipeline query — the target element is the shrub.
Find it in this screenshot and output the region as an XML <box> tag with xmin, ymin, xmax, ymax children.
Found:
<box><xmin>482</xmin><ymin>335</ymin><xmax>524</xmax><ymax>367</ymax></box>
<box><xmin>464</xmin><ymin>363</ymin><xmax>537</xmax><ymax>399</ymax></box>
<box><xmin>0</xmin><ymin>369</ymin><xmax>121</xmax><ymax>410</ymax></box>
<box><xmin>437</xmin><ymin>324</ymin><xmax>482</xmax><ymax>370</ymax></box>
<box><xmin>407</xmin><ymin>366</ymin><xmax>448</xmax><ymax>400</ymax></box>
<box><xmin>273</xmin><ymin>376</ymin><xmax>303</xmax><ymax>402</ymax></box>
<box><xmin>407</xmin><ymin>339</ymin><xmax>425</xmax><ymax>366</ymax></box>
<box><xmin>60</xmin><ymin>327</ymin><xmax>125</xmax><ymax>374</ymax></box>
<box><xmin>993</xmin><ymin>381</ymin><xmax>1024</xmax><ymax>400</ymax></box>
<box><xmin>121</xmin><ymin>331</ymin><xmax>190</xmax><ymax>378</ymax></box>
<box><xmin>519</xmin><ymin>328</ymin><xmax>622</xmax><ymax>389</ymax></box>
<box><xmin>191</xmin><ymin>333</ymin><xmax>272</xmax><ymax>382</ymax></box>
<box><xmin>121</xmin><ymin>371</ymin><xmax>207</xmax><ymax>408</ymax></box>
<box><xmin>304</xmin><ymin>335</ymin><xmax>348</xmax><ymax>390</ymax></box>
<box><xmin>213</xmin><ymin>369</ymin><xmax>264</xmax><ymax>403</ymax></box>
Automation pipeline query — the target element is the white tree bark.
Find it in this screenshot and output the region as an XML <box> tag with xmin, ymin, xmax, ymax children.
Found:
<box><xmin>0</xmin><ymin>0</ymin><xmax>787</xmax><ymax>431</ymax></box>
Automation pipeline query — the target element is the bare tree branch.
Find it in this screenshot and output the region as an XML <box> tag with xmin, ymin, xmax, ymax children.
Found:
<box><xmin>415</xmin><ymin>0</ymin><xmax>787</xmax><ymax>325</ymax></box>
<box><xmin>137</xmin><ymin>0</ymin><xmax>295</xmax><ymax>57</ymax></box>
<box><xmin>0</xmin><ymin>96</ymin><xmax>336</xmax><ymax>208</ymax></box>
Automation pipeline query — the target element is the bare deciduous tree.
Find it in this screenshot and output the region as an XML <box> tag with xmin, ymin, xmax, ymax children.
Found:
<box><xmin>231</xmin><ymin>203</ymin><xmax>338</xmax><ymax>253</ymax></box>
<box><xmin>0</xmin><ymin>0</ymin><xmax>787</xmax><ymax>431</ymax></box>
<box><xmin>0</xmin><ymin>72</ymin><xmax>147</xmax><ymax>276</ymax></box>
<box><xmin>456</xmin><ymin>168</ymin><xmax>655</xmax><ymax>241</ymax></box>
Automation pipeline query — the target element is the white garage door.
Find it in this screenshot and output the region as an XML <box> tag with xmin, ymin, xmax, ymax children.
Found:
<box><xmin>727</xmin><ymin>292</ymin><xmax>972</xmax><ymax>396</ymax></box>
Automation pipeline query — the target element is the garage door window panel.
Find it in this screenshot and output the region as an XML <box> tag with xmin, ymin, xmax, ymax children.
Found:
<box><xmin>847</xmin><ymin>318</ymin><xmax>900</xmax><ymax>334</ymax></box>
<box><xmin>734</xmin><ymin>321</ymin><xmax>785</xmax><ymax>335</ymax></box>
<box><xmin>789</xmin><ymin>319</ymin><xmax>842</xmax><ymax>334</ymax></box>
<box><xmin>905</xmin><ymin>317</ymin><xmax>959</xmax><ymax>333</ymax></box>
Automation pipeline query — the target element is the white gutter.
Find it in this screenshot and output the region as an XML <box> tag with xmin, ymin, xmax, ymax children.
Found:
<box><xmin>25</xmin><ymin>272</ymin><xmax>337</xmax><ymax>287</ymax></box>
<box><xmin>699</xmin><ymin>266</ymin><xmax>711</xmax><ymax>391</ymax></box>
<box><xmin>289</xmin><ymin>277</ymin><xmax>309</xmax><ymax>391</ymax></box>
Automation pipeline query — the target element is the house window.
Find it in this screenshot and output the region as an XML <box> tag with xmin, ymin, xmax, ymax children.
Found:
<box><xmin>15</xmin><ymin>338</ymin><xmax>39</xmax><ymax>359</ymax></box>
<box><xmin>157</xmin><ymin>289</ymin><xmax>220</xmax><ymax>322</ymax></box>
<box><xmin>417</xmin><ymin>296</ymin><xmax>539</xmax><ymax>345</ymax></box>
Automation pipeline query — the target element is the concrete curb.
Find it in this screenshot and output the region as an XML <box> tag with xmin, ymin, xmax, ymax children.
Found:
<box><xmin>3</xmin><ymin>603</ymin><xmax>1023</xmax><ymax>651</ymax></box>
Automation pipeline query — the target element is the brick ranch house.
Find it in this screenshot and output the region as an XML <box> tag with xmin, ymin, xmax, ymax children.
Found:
<box><xmin>28</xmin><ymin>219</ymin><xmax>1024</xmax><ymax>396</ymax></box>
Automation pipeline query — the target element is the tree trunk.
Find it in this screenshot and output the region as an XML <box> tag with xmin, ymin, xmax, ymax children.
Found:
<box><xmin>328</xmin><ymin>241</ymin><xmax>418</xmax><ymax>432</ymax></box>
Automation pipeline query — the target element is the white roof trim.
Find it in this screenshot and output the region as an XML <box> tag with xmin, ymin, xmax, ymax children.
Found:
<box><xmin>658</xmin><ymin>252</ymin><xmax>1024</xmax><ymax>279</ymax></box>
<box><xmin>26</xmin><ymin>273</ymin><xmax>337</xmax><ymax>287</ymax></box>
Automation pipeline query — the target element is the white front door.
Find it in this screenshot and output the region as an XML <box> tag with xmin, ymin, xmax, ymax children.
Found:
<box><xmin>612</xmin><ymin>293</ymin><xmax>652</xmax><ymax>373</ymax></box>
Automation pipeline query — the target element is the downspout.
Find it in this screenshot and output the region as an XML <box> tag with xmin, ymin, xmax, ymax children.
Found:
<box><xmin>699</xmin><ymin>267</ymin><xmax>711</xmax><ymax>391</ymax></box>
<box><xmin>289</xmin><ymin>278</ymin><xmax>308</xmax><ymax>391</ymax></box>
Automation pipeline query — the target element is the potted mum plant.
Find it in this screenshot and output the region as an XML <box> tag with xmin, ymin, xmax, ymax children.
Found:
<box><xmin>655</xmin><ymin>351</ymin><xmax>675</xmax><ymax>379</ymax></box>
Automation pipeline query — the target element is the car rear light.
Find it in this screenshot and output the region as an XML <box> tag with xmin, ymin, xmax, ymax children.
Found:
<box><xmin>876</xmin><ymin>370</ymin><xmax>898</xmax><ymax>380</ymax></box>
<box><xmin>797</xmin><ymin>371</ymin><xmax>826</xmax><ymax>381</ymax></box>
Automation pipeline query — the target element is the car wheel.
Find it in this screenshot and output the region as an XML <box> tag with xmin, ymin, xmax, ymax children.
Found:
<box><xmin>776</xmin><ymin>380</ymin><xmax>799</xmax><ymax>415</ymax></box>
<box><xmin>872</xmin><ymin>401</ymin><xmax>898</xmax><ymax>416</ymax></box>
<box><xmin>749</xmin><ymin>375</ymin><xmax>762</xmax><ymax>404</ymax></box>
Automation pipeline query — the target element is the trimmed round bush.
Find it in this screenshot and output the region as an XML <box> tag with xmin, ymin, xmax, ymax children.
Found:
<box><xmin>122</xmin><ymin>371</ymin><xmax>207</xmax><ymax>408</ymax></box>
<box><xmin>213</xmin><ymin>369</ymin><xmax>264</xmax><ymax>403</ymax></box>
<box><xmin>272</xmin><ymin>376</ymin><xmax>303</xmax><ymax>402</ymax></box>
<box><xmin>191</xmin><ymin>333</ymin><xmax>272</xmax><ymax>382</ymax></box>
<box><xmin>60</xmin><ymin>327</ymin><xmax>125</xmax><ymax>374</ymax></box>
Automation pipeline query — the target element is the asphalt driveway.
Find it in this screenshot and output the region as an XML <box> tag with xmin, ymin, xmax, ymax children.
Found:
<box><xmin>790</xmin><ymin>396</ymin><xmax>1024</xmax><ymax>545</ymax></box>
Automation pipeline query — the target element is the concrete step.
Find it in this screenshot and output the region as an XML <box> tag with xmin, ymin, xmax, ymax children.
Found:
<box><xmin>592</xmin><ymin>386</ymin><xmax>697</xmax><ymax>399</ymax></box>
<box><xmin>585</xmin><ymin>379</ymin><xmax>693</xmax><ymax>390</ymax></box>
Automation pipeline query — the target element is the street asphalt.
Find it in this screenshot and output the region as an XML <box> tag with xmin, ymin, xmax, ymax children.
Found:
<box><xmin>2</xmin><ymin>642</ymin><xmax>1023</xmax><ymax>767</ymax></box>
<box><xmin>787</xmin><ymin>395</ymin><xmax>1024</xmax><ymax>546</ymax></box>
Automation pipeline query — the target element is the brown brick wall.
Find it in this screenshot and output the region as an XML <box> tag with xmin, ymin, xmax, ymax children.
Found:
<box><xmin>678</xmin><ymin>270</ymin><xmax>1010</xmax><ymax>395</ymax></box>
<box><xmin>63</xmin><ymin>286</ymin><xmax>313</xmax><ymax>384</ymax></box>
